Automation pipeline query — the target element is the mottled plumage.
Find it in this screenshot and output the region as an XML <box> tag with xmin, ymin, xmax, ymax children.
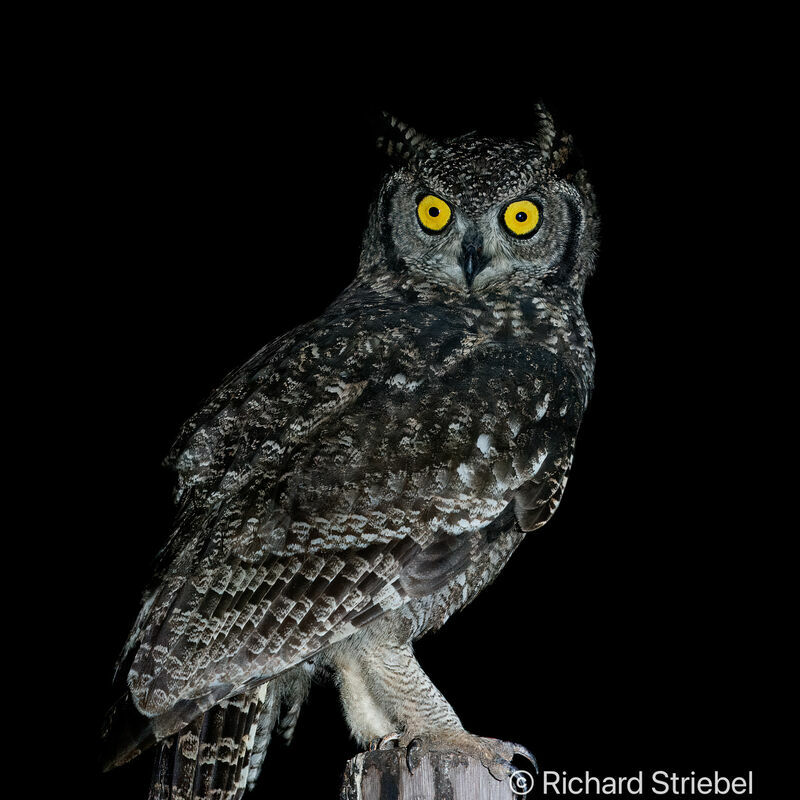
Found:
<box><xmin>102</xmin><ymin>104</ymin><xmax>599</xmax><ymax>799</ymax></box>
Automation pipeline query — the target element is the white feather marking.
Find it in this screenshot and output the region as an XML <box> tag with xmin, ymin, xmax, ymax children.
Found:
<box><xmin>535</xmin><ymin>393</ymin><xmax>550</xmax><ymax>421</ymax></box>
<box><xmin>531</xmin><ymin>449</ymin><xmax>548</xmax><ymax>475</ymax></box>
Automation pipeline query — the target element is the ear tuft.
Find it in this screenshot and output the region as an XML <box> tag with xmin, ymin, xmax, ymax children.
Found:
<box><xmin>376</xmin><ymin>111</ymin><xmax>431</xmax><ymax>161</ymax></box>
<box><xmin>533</xmin><ymin>102</ymin><xmax>557</xmax><ymax>160</ymax></box>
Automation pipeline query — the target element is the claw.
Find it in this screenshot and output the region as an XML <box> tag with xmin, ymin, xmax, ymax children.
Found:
<box><xmin>369</xmin><ymin>731</ymin><xmax>402</xmax><ymax>751</ymax></box>
<box><xmin>508</xmin><ymin>741</ymin><xmax>539</xmax><ymax>774</ymax></box>
<box><xmin>406</xmin><ymin>737</ymin><xmax>425</xmax><ymax>774</ymax></box>
<box><xmin>378</xmin><ymin>731</ymin><xmax>401</xmax><ymax>750</ymax></box>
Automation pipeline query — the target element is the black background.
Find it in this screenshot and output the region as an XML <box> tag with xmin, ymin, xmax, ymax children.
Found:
<box><xmin>54</xmin><ymin>26</ymin><xmax>779</xmax><ymax>800</ymax></box>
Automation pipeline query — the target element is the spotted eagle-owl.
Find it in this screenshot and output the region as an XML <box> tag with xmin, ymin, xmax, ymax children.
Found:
<box><xmin>101</xmin><ymin>104</ymin><xmax>599</xmax><ymax>799</ymax></box>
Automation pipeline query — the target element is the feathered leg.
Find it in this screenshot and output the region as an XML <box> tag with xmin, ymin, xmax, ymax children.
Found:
<box><xmin>331</xmin><ymin>634</ymin><xmax>536</xmax><ymax>781</ymax></box>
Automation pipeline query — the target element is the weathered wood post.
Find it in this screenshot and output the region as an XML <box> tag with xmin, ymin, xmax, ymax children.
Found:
<box><xmin>340</xmin><ymin>748</ymin><xmax>529</xmax><ymax>799</ymax></box>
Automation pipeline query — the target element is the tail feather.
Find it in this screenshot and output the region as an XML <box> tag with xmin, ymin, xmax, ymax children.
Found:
<box><xmin>103</xmin><ymin>666</ymin><xmax>312</xmax><ymax>798</ymax></box>
<box><xmin>244</xmin><ymin>677</ymin><xmax>281</xmax><ymax>791</ymax></box>
<box><xmin>149</xmin><ymin>684</ymin><xmax>270</xmax><ymax>800</ymax></box>
<box><xmin>190</xmin><ymin>703</ymin><xmax>226</xmax><ymax>797</ymax></box>
<box><xmin>247</xmin><ymin>676</ymin><xmax>288</xmax><ymax>789</ymax></box>
<box><xmin>216</xmin><ymin>690</ymin><xmax>260</xmax><ymax>797</ymax></box>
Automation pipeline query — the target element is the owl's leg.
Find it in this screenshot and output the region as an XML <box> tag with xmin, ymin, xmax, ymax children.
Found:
<box><xmin>331</xmin><ymin>637</ymin><xmax>536</xmax><ymax>781</ymax></box>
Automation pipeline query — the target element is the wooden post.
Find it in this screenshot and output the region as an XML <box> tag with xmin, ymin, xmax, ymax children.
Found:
<box><xmin>340</xmin><ymin>747</ymin><xmax>521</xmax><ymax>799</ymax></box>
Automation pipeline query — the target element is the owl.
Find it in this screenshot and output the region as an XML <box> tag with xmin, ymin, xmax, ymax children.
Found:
<box><xmin>101</xmin><ymin>104</ymin><xmax>599</xmax><ymax>799</ymax></box>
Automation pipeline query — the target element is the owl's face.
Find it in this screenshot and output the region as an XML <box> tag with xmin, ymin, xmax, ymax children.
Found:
<box><xmin>360</xmin><ymin>109</ymin><xmax>598</xmax><ymax>299</ymax></box>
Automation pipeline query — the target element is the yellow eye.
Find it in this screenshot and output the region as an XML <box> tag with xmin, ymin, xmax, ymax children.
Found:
<box><xmin>502</xmin><ymin>199</ymin><xmax>541</xmax><ymax>238</ymax></box>
<box><xmin>416</xmin><ymin>194</ymin><xmax>452</xmax><ymax>233</ymax></box>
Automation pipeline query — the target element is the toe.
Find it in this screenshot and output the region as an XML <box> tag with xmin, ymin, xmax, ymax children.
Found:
<box><xmin>486</xmin><ymin>756</ymin><xmax>515</xmax><ymax>782</ymax></box>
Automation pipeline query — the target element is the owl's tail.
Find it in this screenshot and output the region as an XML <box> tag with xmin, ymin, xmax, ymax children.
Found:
<box><xmin>147</xmin><ymin>669</ymin><xmax>311</xmax><ymax>800</ymax></box>
<box><xmin>148</xmin><ymin>683</ymin><xmax>277</xmax><ymax>800</ymax></box>
<box><xmin>101</xmin><ymin>668</ymin><xmax>310</xmax><ymax>800</ymax></box>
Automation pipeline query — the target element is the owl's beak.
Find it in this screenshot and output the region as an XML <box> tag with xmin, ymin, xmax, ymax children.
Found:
<box><xmin>460</xmin><ymin>233</ymin><xmax>488</xmax><ymax>288</ymax></box>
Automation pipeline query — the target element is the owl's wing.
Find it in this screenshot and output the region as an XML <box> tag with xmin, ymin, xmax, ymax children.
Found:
<box><xmin>108</xmin><ymin>290</ymin><xmax>584</xmax><ymax>766</ymax></box>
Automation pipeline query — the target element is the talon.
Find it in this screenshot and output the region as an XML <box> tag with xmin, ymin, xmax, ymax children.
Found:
<box><xmin>378</xmin><ymin>732</ymin><xmax>401</xmax><ymax>750</ymax></box>
<box><xmin>405</xmin><ymin>737</ymin><xmax>425</xmax><ymax>774</ymax></box>
<box><xmin>508</xmin><ymin>741</ymin><xmax>539</xmax><ymax>774</ymax></box>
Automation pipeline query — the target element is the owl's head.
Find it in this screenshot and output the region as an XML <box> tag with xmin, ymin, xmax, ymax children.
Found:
<box><xmin>358</xmin><ymin>105</ymin><xmax>598</xmax><ymax>300</ymax></box>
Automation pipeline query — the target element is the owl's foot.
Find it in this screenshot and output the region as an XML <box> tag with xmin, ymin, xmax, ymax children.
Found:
<box><xmin>368</xmin><ymin>731</ymin><xmax>402</xmax><ymax>751</ymax></box>
<box><xmin>401</xmin><ymin>730</ymin><xmax>538</xmax><ymax>781</ymax></box>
